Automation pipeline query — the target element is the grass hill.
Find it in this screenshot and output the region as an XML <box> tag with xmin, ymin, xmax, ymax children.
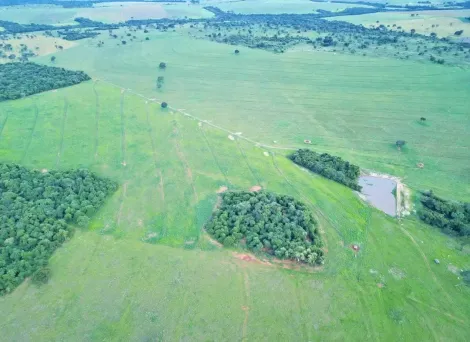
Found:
<box><xmin>0</xmin><ymin>81</ymin><xmax>469</xmax><ymax>340</ymax></box>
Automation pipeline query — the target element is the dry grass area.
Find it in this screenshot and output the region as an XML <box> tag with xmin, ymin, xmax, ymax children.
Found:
<box><xmin>330</xmin><ymin>9</ymin><xmax>470</xmax><ymax>37</ymax></box>
<box><xmin>0</xmin><ymin>34</ymin><xmax>76</xmax><ymax>62</ymax></box>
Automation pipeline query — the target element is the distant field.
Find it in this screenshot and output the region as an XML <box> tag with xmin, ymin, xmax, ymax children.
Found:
<box><xmin>34</xmin><ymin>28</ymin><xmax>470</xmax><ymax>201</ymax></box>
<box><xmin>211</xmin><ymin>0</ymin><xmax>374</xmax><ymax>14</ymax></box>
<box><xmin>0</xmin><ymin>81</ymin><xmax>469</xmax><ymax>340</ymax></box>
<box><xmin>0</xmin><ymin>2</ymin><xmax>212</xmax><ymax>25</ymax></box>
<box><xmin>0</xmin><ymin>34</ymin><xmax>75</xmax><ymax>62</ymax></box>
<box><xmin>330</xmin><ymin>9</ymin><xmax>470</xmax><ymax>37</ymax></box>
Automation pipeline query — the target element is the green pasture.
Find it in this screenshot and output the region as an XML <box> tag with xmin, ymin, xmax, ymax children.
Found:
<box><xmin>37</xmin><ymin>29</ymin><xmax>470</xmax><ymax>201</ymax></box>
<box><xmin>209</xmin><ymin>0</ymin><xmax>373</xmax><ymax>14</ymax></box>
<box><xmin>329</xmin><ymin>9</ymin><xmax>470</xmax><ymax>37</ymax></box>
<box><xmin>0</xmin><ymin>81</ymin><xmax>469</xmax><ymax>340</ymax></box>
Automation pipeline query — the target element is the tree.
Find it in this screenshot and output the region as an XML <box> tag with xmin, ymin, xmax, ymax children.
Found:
<box><xmin>156</xmin><ymin>76</ymin><xmax>164</xmax><ymax>89</ymax></box>
<box><xmin>50</xmin><ymin>56</ymin><xmax>56</xmax><ymax>63</ymax></box>
<box><xmin>420</xmin><ymin>117</ymin><xmax>426</xmax><ymax>122</ymax></box>
<box><xmin>161</xmin><ymin>101</ymin><xmax>168</xmax><ymax>108</ymax></box>
<box><xmin>396</xmin><ymin>140</ymin><xmax>406</xmax><ymax>150</ymax></box>
<box><xmin>159</xmin><ymin>62</ymin><xmax>167</xmax><ymax>69</ymax></box>
<box><xmin>234</xmin><ymin>49</ymin><xmax>240</xmax><ymax>54</ymax></box>
<box><xmin>454</xmin><ymin>30</ymin><xmax>464</xmax><ymax>36</ymax></box>
<box><xmin>121</xmin><ymin>40</ymin><xmax>126</xmax><ymax>45</ymax></box>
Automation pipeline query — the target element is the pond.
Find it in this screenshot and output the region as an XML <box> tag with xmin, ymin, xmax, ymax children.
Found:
<box><xmin>358</xmin><ymin>176</ymin><xmax>397</xmax><ymax>217</ymax></box>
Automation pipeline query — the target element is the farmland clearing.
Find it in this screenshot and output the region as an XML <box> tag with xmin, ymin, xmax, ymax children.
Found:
<box><xmin>0</xmin><ymin>1</ymin><xmax>469</xmax><ymax>341</ymax></box>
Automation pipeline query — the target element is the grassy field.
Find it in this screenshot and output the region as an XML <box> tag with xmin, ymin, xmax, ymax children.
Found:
<box><xmin>0</xmin><ymin>2</ymin><xmax>212</xmax><ymax>25</ymax></box>
<box><xmin>35</xmin><ymin>28</ymin><xmax>470</xmax><ymax>201</ymax></box>
<box><xmin>330</xmin><ymin>9</ymin><xmax>470</xmax><ymax>37</ymax></box>
<box><xmin>0</xmin><ymin>81</ymin><xmax>469</xmax><ymax>340</ymax></box>
<box><xmin>208</xmin><ymin>0</ymin><xmax>374</xmax><ymax>14</ymax></box>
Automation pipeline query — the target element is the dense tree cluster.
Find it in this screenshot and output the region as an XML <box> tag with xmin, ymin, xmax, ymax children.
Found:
<box><xmin>418</xmin><ymin>191</ymin><xmax>470</xmax><ymax>236</ymax></box>
<box><xmin>0</xmin><ymin>163</ymin><xmax>117</xmax><ymax>295</ymax></box>
<box><xmin>289</xmin><ymin>149</ymin><xmax>361</xmax><ymax>191</ymax></box>
<box><xmin>0</xmin><ymin>62</ymin><xmax>90</xmax><ymax>101</ymax></box>
<box><xmin>206</xmin><ymin>191</ymin><xmax>324</xmax><ymax>265</ymax></box>
<box><xmin>57</xmin><ymin>29</ymin><xmax>100</xmax><ymax>41</ymax></box>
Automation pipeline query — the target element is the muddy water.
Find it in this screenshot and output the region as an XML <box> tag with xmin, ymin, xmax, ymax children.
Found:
<box><xmin>358</xmin><ymin>176</ymin><xmax>397</xmax><ymax>216</ymax></box>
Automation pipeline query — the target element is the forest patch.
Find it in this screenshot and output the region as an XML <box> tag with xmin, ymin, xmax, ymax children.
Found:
<box><xmin>418</xmin><ymin>190</ymin><xmax>470</xmax><ymax>236</ymax></box>
<box><xmin>289</xmin><ymin>149</ymin><xmax>361</xmax><ymax>190</ymax></box>
<box><xmin>0</xmin><ymin>163</ymin><xmax>117</xmax><ymax>295</ymax></box>
<box><xmin>205</xmin><ymin>191</ymin><xmax>324</xmax><ymax>265</ymax></box>
<box><xmin>0</xmin><ymin>62</ymin><xmax>90</xmax><ymax>101</ymax></box>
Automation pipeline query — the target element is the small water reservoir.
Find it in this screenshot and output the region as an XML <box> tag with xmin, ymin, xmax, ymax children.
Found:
<box><xmin>358</xmin><ymin>176</ymin><xmax>397</xmax><ymax>217</ymax></box>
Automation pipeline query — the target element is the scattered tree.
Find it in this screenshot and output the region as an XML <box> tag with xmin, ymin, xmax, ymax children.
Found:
<box><xmin>234</xmin><ymin>49</ymin><xmax>240</xmax><ymax>54</ymax></box>
<box><xmin>50</xmin><ymin>55</ymin><xmax>56</xmax><ymax>63</ymax></box>
<box><xmin>161</xmin><ymin>101</ymin><xmax>168</xmax><ymax>108</ymax></box>
<box><xmin>395</xmin><ymin>140</ymin><xmax>406</xmax><ymax>150</ymax></box>
<box><xmin>159</xmin><ymin>62</ymin><xmax>166</xmax><ymax>69</ymax></box>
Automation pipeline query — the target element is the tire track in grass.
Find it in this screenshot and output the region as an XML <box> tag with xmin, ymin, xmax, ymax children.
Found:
<box><xmin>235</xmin><ymin>137</ymin><xmax>262</xmax><ymax>186</ymax></box>
<box><xmin>397</xmin><ymin>222</ymin><xmax>453</xmax><ymax>304</ymax></box>
<box><xmin>198</xmin><ymin>123</ymin><xmax>232</xmax><ymax>188</ymax></box>
<box><xmin>270</xmin><ymin>152</ymin><xmax>378</xmax><ymax>340</ymax></box>
<box><xmin>145</xmin><ymin>102</ymin><xmax>165</xmax><ymax>203</ymax></box>
<box><xmin>120</xmin><ymin>90</ymin><xmax>127</xmax><ymax>166</ymax></box>
<box><xmin>93</xmin><ymin>80</ymin><xmax>100</xmax><ymax>160</ymax></box>
<box><xmin>172</xmin><ymin>120</ymin><xmax>198</xmax><ymax>202</ymax></box>
<box><xmin>20</xmin><ymin>101</ymin><xmax>39</xmax><ymax>164</ymax></box>
<box><xmin>241</xmin><ymin>268</ymin><xmax>250</xmax><ymax>341</ymax></box>
<box><xmin>56</xmin><ymin>97</ymin><xmax>68</xmax><ymax>168</ymax></box>
<box><xmin>0</xmin><ymin>112</ymin><xmax>9</xmax><ymax>142</ymax></box>
<box><xmin>117</xmin><ymin>181</ymin><xmax>128</xmax><ymax>226</ymax></box>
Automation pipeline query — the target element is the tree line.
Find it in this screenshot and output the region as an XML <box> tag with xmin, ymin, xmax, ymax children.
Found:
<box><xmin>205</xmin><ymin>191</ymin><xmax>325</xmax><ymax>265</ymax></box>
<box><xmin>0</xmin><ymin>163</ymin><xmax>117</xmax><ymax>295</ymax></box>
<box><xmin>288</xmin><ymin>149</ymin><xmax>361</xmax><ymax>191</ymax></box>
<box><xmin>0</xmin><ymin>62</ymin><xmax>90</xmax><ymax>101</ymax></box>
<box><xmin>418</xmin><ymin>191</ymin><xmax>470</xmax><ymax>236</ymax></box>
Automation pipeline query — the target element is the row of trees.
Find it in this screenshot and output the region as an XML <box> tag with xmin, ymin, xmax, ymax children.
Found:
<box><xmin>57</xmin><ymin>30</ymin><xmax>100</xmax><ymax>41</ymax></box>
<box><xmin>289</xmin><ymin>149</ymin><xmax>361</xmax><ymax>191</ymax></box>
<box><xmin>0</xmin><ymin>62</ymin><xmax>90</xmax><ymax>101</ymax></box>
<box><xmin>418</xmin><ymin>191</ymin><xmax>470</xmax><ymax>236</ymax></box>
<box><xmin>0</xmin><ymin>163</ymin><xmax>117</xmax><ymax>295</ymax></box>
<box><xmin>205</xmin><ymin>191</ymin><xmax>324</xmax><ymax>265</ymax></box>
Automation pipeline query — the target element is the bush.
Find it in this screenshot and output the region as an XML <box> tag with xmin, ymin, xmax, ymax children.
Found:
<box><xmin>32</xmin><ymin>268</ymin><xmax>51</xmax><ymax>285</ymax></box>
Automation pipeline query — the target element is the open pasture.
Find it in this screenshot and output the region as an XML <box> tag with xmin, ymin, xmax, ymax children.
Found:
<box><xmin>329</xmin><ymin>9</ymin><xmax>470</xmax><ymax>37</ymax></box>
<box><xmin>36</xmin><ymin>29</ymin><xmax>470</xmax><ymax>201</ymax></box>
<box><xmin>210</xmin><ymin>0</ymin><xmax>374</xmax><ymax>14</ymax></box>
<box><xmin>0</xmin><ymin>2</ymin><xmax>212</xmax><ymax>26</ymax></box>
<box><xmin>0</xmin><ymin>80</ymin><xmax>469</xmax><ymax>340</ymax></box>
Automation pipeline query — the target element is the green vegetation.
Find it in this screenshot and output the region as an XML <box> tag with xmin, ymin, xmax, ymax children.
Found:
<box><xmin>419</xmin><ymin>191</ymin><xmax>470</xmax><ymax>236</ymax></box>
<box><xmin>206</xmin><ymin>191</ymin><xmax>324</xmax><ymax>264</ymax></box>
<box><xmin>0</xmin><ymin>163</ymin><xmax>117</xmax><ymax>295</ymax></box>
<box><xmin>289</xmin><ymin>149</ymin><xmax>361</xmax><ymax>190</ymax></box>
<box><xmin>0</xmin><ymin>62</ymin><xmax>90</xmax><ymax>101</ymax></box>
<box><xmin>0</xmin><ymin>81</ymin><xmax>468</xmax><ymax>340</ymax></box>
<box><xmin>0</xmin><ymin>1</ymin><xmax>469</xmax><ymax>340</ymax></box>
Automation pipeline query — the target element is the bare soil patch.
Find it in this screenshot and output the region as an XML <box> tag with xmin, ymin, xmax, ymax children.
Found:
<box><xmin>250</xmin><ymin>185</ymin><xmax>262</xmax><ymax>192</ymax></box>
<box><xmin>216</xmin><ymin>186</ymin><xmax>228</xmax><ymax>193</ymax></box>
<box><xmin>233</xmin><ymin>252</ymin><xmax>271</xmax><ymax>266</ymax></box>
